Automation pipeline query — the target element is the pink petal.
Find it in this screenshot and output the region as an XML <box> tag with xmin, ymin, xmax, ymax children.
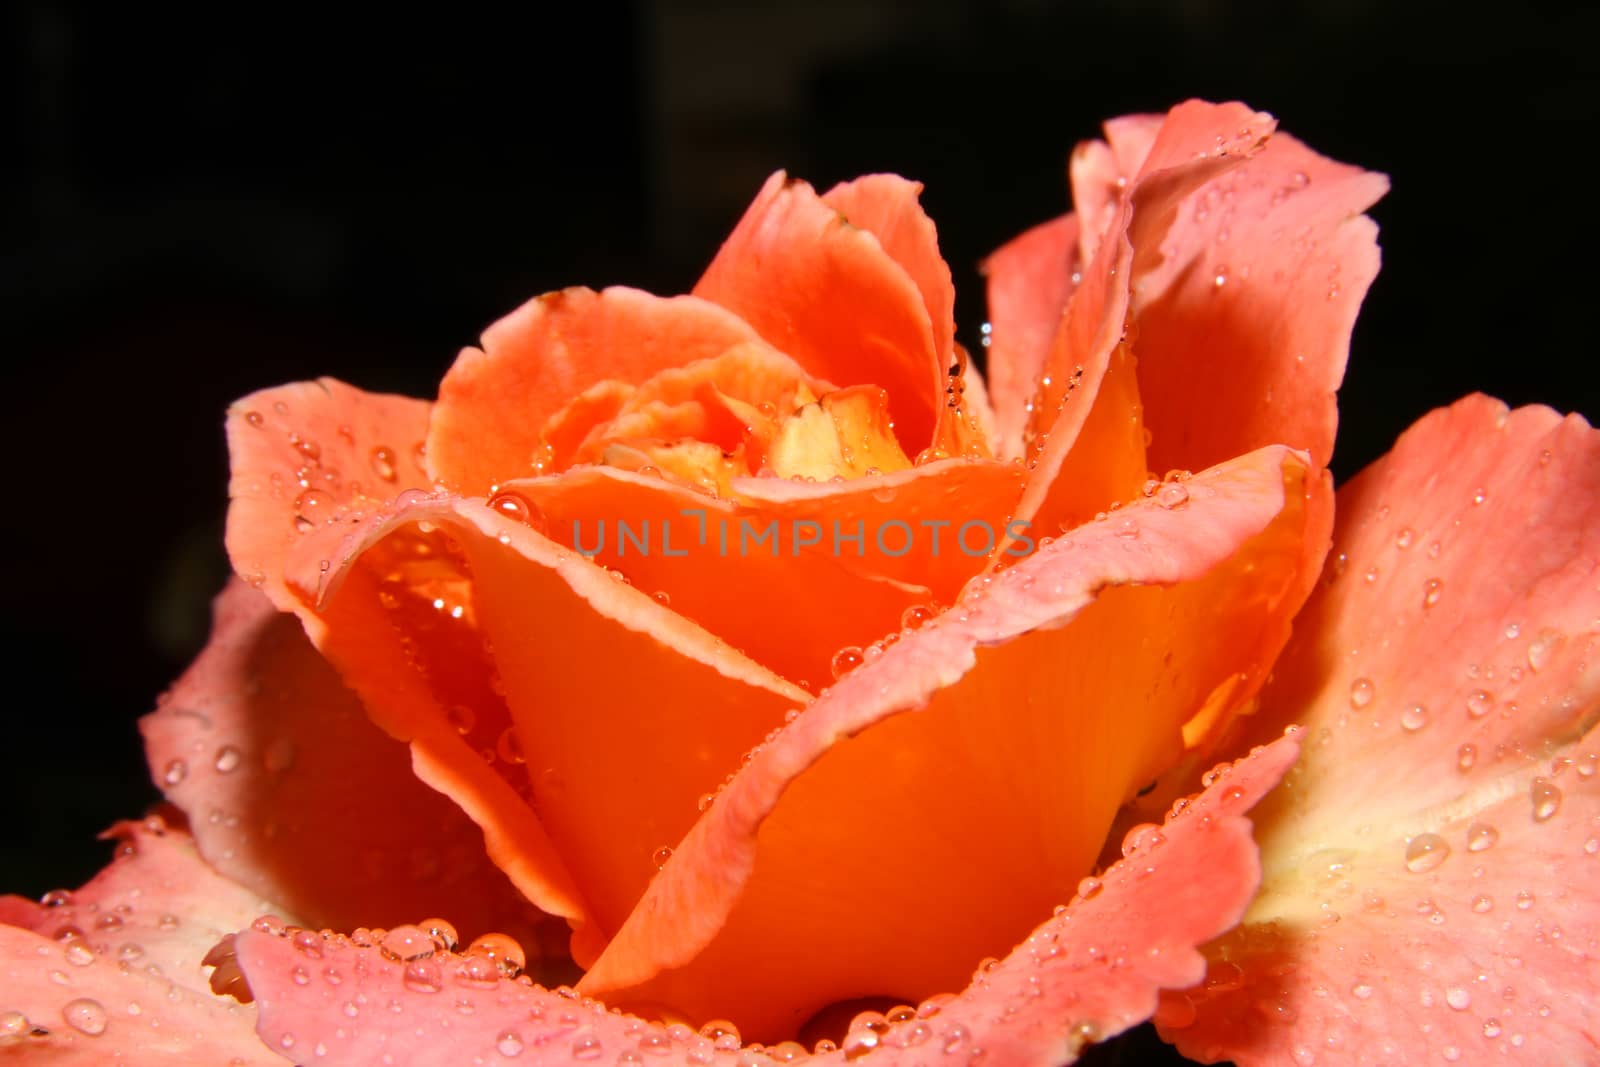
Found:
<box><xmin>1011</xmin><ymin>101</ymin><xmax>1277</xmax><ymax>538</ymax></box>
<box><xmin>140</xmin><ymin>579</ymin><xmax>555</xmax><ymax>947</ymax></box>
<box><xmin>1130</xmin><ymin>133</ymin><xmax>1389</xmax><ymax>477</ymax></box>
<box><xmin>1162</xmin><ymin>396</ymin><xmax>1600</xmax><ymax>1065</ymax></box>
<box><xmin>979</xmin><ymin>212</ymin><xmax>1080</xmax><ymax>459</ymax></box>
<box><xmin>579</xmin><ymin>445</ymin><xmax>1324</xmax><ymax>1039</ymax></box>
<box><xmin>0</xmin><ymin>818</ymin><xmax>279</xmax><ymax>1063</ymax></box>
<box><xmin>225</xmin><ymin>377</ymin><xmax>434</xmax><ymax>613</ymax></box>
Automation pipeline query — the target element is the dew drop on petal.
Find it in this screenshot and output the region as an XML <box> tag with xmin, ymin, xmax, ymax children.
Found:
<box><xmin>1466</xmin><ymin>822</ymin><xmax>1499</xmax><ymax>852</ymax></box>
<box><xmin>1471</xmin><ymin>894</ymin><xmax>1493</xmax><ymax>913</ymax></box>
<box><xmin>402</xmin><ymin>959</ymin><xmax>442</xmax><ymax>994</ymax></box>
<box><xmin>496</xmin><ymin>728</ymin><xmax>525</xmax><ymax>765</ymax></box>
<box><xmin>1456</xmin><ymin>744</ymin><xmax>1477</xmax><ymax>772</ymax></box>
<box><xmin>1530</xmin><ymin>777</ymin><xmax>1562</xmax><ymax>822</ymax></box>
<box><xmin>380</xmin><ymin>925</ymin><xmax>436</xmax><ymax>962</ymax></box>
<box><xmin>466</xmin><ymin>933</ymin><xmax>525</xmax><ymax>978</ymax></box>
<box><xmin>496</xmin><ymin>1030</ymin><xmax>525</xmax><ymax>1057</ymax></box>
<box><xmin>370</xmin><ymin>446</ymin><xmax>398</xmax><ymax>482</ymax></box>
<box><xmin>1445</xmin><ymin>988</ymin><xmax>1471</xmax><ymax>1011</ymax></box>
<box><xmin>1465</xmin><ymin>690</ymin><xmax>1493</xmax><ymax>719</ymax></box>
<box><xmin>63</xmin><ymin>998</ymin><xmax>107</xmax><ymax>1036</ymax></box>
<box><xmin>1400</xmin><ymin>704</ymin><xmax>1429</xmax><ymax>732</ymax></box>
<box><xmin>1349</xmin><ymin>677</ymin><xmax>1375</xmax><ymax>708</ymax></box>
<box><xmin>214</xmin><ymin>746</ymin><xmax>242</xmax><ymax>774</ymax></box>
<box><xmin>831</xmin><ymin>646</ymin><xmax>864</xmax><ymax>680</ymax></box>
<box><xmin>1422</xmin><ymin>578</ymin><xmax>1443</xmax><ymax>609</ymax></box>
<box><xmin>1404</xmin><ymin>833</ymin><xmax>1450</xmax><ymax>873</ymax></box>
<box><xmin>652</xmin><ymin>846</ymin><xmax>673</xmax><ymax>870</ymax></box>
<box><xmin>162</xmin><ymin>759</ymin><xmax>187</xmax><ymax>786</ymax></box>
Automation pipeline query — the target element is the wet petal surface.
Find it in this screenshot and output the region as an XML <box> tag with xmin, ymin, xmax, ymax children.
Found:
<box><xmin>1163</xmin><ymin>396</ymin><xmax>1600</xmax><ymax>1066</ymax></box>
<box><xmin>0</xmin><ymin>818</ymin><xmax>279</xmax><ymax>1063</ymax></box>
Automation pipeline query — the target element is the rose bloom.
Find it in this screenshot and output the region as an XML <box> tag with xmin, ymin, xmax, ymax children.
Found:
<box><xmin>3</xmin><ymin>99</ymin><xmax>1595</xmax><ymax>1066</ymax></box>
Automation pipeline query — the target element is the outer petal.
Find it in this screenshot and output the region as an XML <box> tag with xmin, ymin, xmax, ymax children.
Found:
<box><xmin>1131</xmin><ymin>132</ymin><xmax>1389</xmax><ymax>476</ymax></box>
<box><xmin>581</xmin><ymin>445</ymin><xmax>1323</xmax><ymax>1039</ymax></box>
<box><xmin>225</xmin><ymin>377</ymin><xmax>434</xmax><ymax>612</ymax></box>
<box><xmin>140</xmin><ymin>579</ymin><xmax>553</xmax><ymax>947</ymax></box>
<box><xmin>693</xmin><ymin>172</ymin><xmax>945</xmax><ymax>453</ymax></box>
<box><xmin>227</xmin><ymin>734</ymin><xmax>1298</xmax><ymax>1066</ymax></box>
<box><xmin>302</xmin><ymin>492</ymin><xmax>809</xmax><ymax>965</ymax></box>
<box><xmin>0</xmin><ymin>818</ymin><xmax>279</xmax><ymax>1063</ymax></box>
<box><xmin>1011</xmin><ymin>101</ymin><xmax>1277</xmax><ymax>539</ymax></box>
<box><xmin>427</xmin><ymin>287</ymin><xmax>768</xmax><ymax>492</ymax></box>
<box><xmin>979</xmin><ymin>212</ymin><xmax>1080</xmax><ymax>460</ymax></box>
<box><xmin>1163</xmin><ymin>397</ymin><xmax>1600</xmax><ymax>1065</ymax></box>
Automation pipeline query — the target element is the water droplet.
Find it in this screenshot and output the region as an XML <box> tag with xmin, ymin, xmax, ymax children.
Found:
<box><xmin>1530</xmin><ymin>777</ymin><xmax>1562</xmax><ymax>821</ymax></box>
<box><xmin>1527</xmin><ymin>629</ymin><xmax>1561</xmax><ymax>672</ymax></box>
<box><xmin>1404</xmin><ymin>833</ymin><xmax>1450</xmax><ymax>873</ymax></box>
<box><xmin>63</xmin><ymin>998</ymin><xmax>107</xmax><ymax>1036</ymax></box>
<box><xmin>1457</xmin><ymin>744</ymin><xmax>1477</xmax><ymax>772</ymax></box>
<box><xmin>162</xmin><ymin>759</ymin><xmax>187</xmax><ymax>786</ymax></box>
<box><xmin>465</xmin><ymin>933</ymin><xmax>524</xmax><ymax>978</ymax></box>
<box><xmin>1445</xmin><ymin>987</ymin><xmax>1471</xmax><ymax>1011</ymax></box>
<box><xmin>1422</xmin><ymin>578</ymin><xmax>1443</xmax><ymax>608</ymax></box>
<box><xmin>381</xmin><ymin>925</ymin><xmax>436</xmax><ymax>962</ymax></box>
<box><xmin>1155</xmin><ymin>481</ymin><xmax>1189</xmax><ymax>509</ymax></box>
<box><xmin>446</xmin><ymin>704</ymin><xmax>476</xmax><ymax>735</ymax></box>
<box><xmin>487</xmin><ymin>491</ymin><xmax>546</xmax><ymax>535</ymax></box>
<box><xmin>652</xmin><ymin>846</ymin><xmax>673</xmax><ymax>870</ymax></box>
<box><xmin>831</xmin><ymin>646</ymin><xmax>864</xmax><ymax>680</ymax></box>
<box><xmin>496</xmin><ymin>728</ymin><xmax>525</xmax><ymax>765</ymax></box>
<box><xmin>900</xmin><ymin>604</ymin><xmax>934</xmax><ymax>630</ymax></box>
<box><xmin>1400</xmin><ymin>704</ymin><xmax>1429</xmax><ymax>732</ymax></box>
<box><xmin>1395</xmin><ymin>528</ymin><xmax>1414</xmax><ymax>549</ymax></box>
<box><xmin>1465</xmin><ymin>690</ymin><xmax>1494</xmax><ymax>719</ymax></box>
<box><xmin>370</xmin><ymin>446</ymin><xmax>398</xmax><ymax>482</ymax></box>
<box><xmin>244</xmin><ymin>410</ymin><xmax>265</xmax><ymax>428</ymax></box>
<box><xmin>570</xmin><ymin>1034</ymin><xmax>602</xmax><ymax>1060</ymax></box>
<box><xmin>1466</xmin><ymin>822</ymin><xmax>1499</xmax><ymax>852</ymax></box>
<box><xmin>1516</xmin><ymin>891</ymin><xmax>1535</xmax><ymax>910</ymax></box>
<box><xmin>419</xmin><ymin>918</ymin><xmax>458</xmax><ymax>952</ymax></box>
<box><xmin>63</xmin><ymin>941</ymin><xmax>95</xmax><ymax>966</ymax></box>
<box><xmin>1121</xmin><ymin>823</ymin><xmax>1165</xmax><ymax>856</ymax></box>
<box><xmin>1076</xmin><ymin>876</ymin><xmax>1103</xmax><ymax>900</ymax></box>
<box><xmin>1471</xmin><ymin>894</ymin><xmax>1493</xmax><ymax>913</ymax></box>
<box><xmin>1351</xmin><ymin>983</ymin><xmax>1373</xmax><ymax>1000</ymax></box>
<box><xmin>214</xmin><ymin>746</ymin><xmax>242</xmax><ymax>774</ymax></box>
<box><xmin>496</xmin><ymin>1029</ymin><xmax>525</xmax><ymax>1057</ymax></box>
<box><xmin>1349</xmin><ymin>678</ymin><xmax>1374</xmax><ymax>708</ymax></box>
<box><xmin>401</xmin><ymin>958</ymin><xmax>442</xmax><ymax>994</ymax></box>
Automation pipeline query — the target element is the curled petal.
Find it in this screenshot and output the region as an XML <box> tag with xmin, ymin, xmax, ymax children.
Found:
<box><xmin>1165</xmin><ymin>396</ymin><xmax>1600</xmax><ymax>1066</ymax></box>
<box><xmin>581</xmin><ymin>445</ymin><xmax>1324</xmax><ymax>1039</ymax></box>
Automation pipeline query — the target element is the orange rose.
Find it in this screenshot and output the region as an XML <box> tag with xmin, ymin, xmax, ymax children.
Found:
<box><xmin>4</xmin><ymin>99</ymin><xmax>1595</xmax><ymax>1067</ymax></box>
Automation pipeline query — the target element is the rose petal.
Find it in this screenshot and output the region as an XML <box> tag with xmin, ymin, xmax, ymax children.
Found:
<box><xmin>0</xmin><ymin>819</ymin><xmax>279</xmax><ymax>1063</ymax></box>
<box><xmin>693</xmin><ymin>172</ymin><xmax>945</xmax><ymax>453</ymax></box>
<box><xmin>979</xmin><ymin>212</ymin><xmax>1081</xmax><ymax>460</ymax></box>
<box><xmin>225</xmin><ymin>377</ymin><xmax>434</xmax><ymax>610</ymax></box>
<box><xmin>1012</xmin><ymin>101</ymin><xmax>1277</xmax><ymax>538</ymax></box>
<box><xmin>140</xmin><ymin>579</ymin><xmax>553</xmax><ymax>946</ymax></box>
<box><xmin>227</xmin><ymin>733</ymin><xmax>1297</xmax><ymax>1066</ymax></box>
<box><xmin>233</xmin><ymin>923</ymin><xmax>796</xmax><ymax>1067</ymax></box>
<box><xmin>427</xmin><ymin>286</ymin><xmax>767</xmax><ymax>492</ymax></box>
<box><xmin>1162</xmin><ymin>396</ymin><xmax>1600</xmax><ymax>1065</ymax></box>
<box><xmin>1130</xmin><ymin>133</ymin><xmax>1388</xmax><ymax>477</ymax></box>
<box><xmin>866</xmin><ymin>731</ymin><xmax>1304</xmax><ymax>1066</ymax></box>
<box><xmin>580</xmin><ymin>445</ymin><xmax>1323</xmax><ymax>1039</ymax></box>
<box><xmin>304</xmin><ymin>492</ymin><xmax>809</xmax><ymax>965</ymax></box>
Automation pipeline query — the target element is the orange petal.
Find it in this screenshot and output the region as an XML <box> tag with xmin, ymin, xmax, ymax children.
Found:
<box><xmin>979</xmin><ymin>212</ymin><xmax>1081</xmax><ymax>460</ymax></box>
<box><xmin>580</xmin><ymin>445</ymin><xmax>1322</xmax><ymax>1040</ymax></box>
<box><xmin>0</xmin><ymin>818</ymin><xmax>279</xmax><ymax>1063</ymax></box>
<box><xmin>140</xmin><ymin>579</ymin><xmax>552</xmax><ymax>946</ymax></box>
<box><xmin>427</xmin><ymin>287</ymin><xmax>766</xmax><ymax>491</ymax></box>
<box><xmin>1163</xmin><ymin>396</ymin><xmax>1600</xmax><ymax>1066</ymax></box>
<box><xmin>228</xmin><ymin>733</ymin><xmax>1296</xmax><ymax>1066</ymax></box>
<box><xmin>694</xmin><ymin>173</ymin><xmax>944</xmax><ymax>453</ymax></box>
<box><xmin>1012</xmin><ymin>101</ymin><xmax>1278</xmax><ymax>537</ymax></box>
<box><xmin>307</xmin><ymin>493</ymin><xmax>808</xmax><ymax>964</ymax></box>
<box><xmin>765</xmin><ymin>385</ymin><xmax>912</xmax><ymax>480</ymax></box>
<box><xmin>224</xmin><ymin>377</ymin><xmax>433</xmax><ymax>611</ymax></box>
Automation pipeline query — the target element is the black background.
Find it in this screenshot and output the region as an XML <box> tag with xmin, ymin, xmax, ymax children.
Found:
<box><xmin>3</xmin><ymin>3</ymin><xmax>1595</xmax><ymax>1062</ymax></box>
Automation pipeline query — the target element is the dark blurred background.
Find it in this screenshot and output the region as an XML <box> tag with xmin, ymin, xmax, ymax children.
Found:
<box><xmin>3</xmin><ymin>2</ymin><xmax>1595</xmax><ymax>1061</ymax></box>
